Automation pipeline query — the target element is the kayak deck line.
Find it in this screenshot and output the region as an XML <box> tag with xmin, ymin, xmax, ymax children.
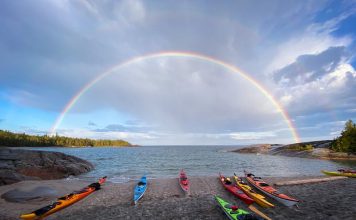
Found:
<box><xmin>274</xmin><ymin>176</ymin><xmax>347</xmax><ymax>186</ymax></box>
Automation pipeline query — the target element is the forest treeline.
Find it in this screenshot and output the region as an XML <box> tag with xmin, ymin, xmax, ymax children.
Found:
<box><xmin>0</xmin><ymin>129</ymin><xmax>131</xmax><ymax>147</ymax></box>
<box><xmin>331</xmin><ymin>120</ymin><xmax>356</xmax><ymax>153</ymax></box>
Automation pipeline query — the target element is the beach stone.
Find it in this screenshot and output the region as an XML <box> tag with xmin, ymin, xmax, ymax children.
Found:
<box><xmin>0</xmin><ymin>148</ymin><xmax>94</xmax><ymax>185</ymax></box>
<box><xmin>1</xmin><ymin>186</ymin><xmax>59</xmax><ymax>203</ymax></box>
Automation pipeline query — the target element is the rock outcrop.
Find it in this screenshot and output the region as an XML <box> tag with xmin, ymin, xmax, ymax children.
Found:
<box><xmin>0</xmin><ymin>148</ymin><xmax>93</xmax><ymax>185</ymax></box>
<box><xmin>232</xmin><ymin>144</ymin><xmax>273</xmax><ymax>154</ymax></box>
<box><xmin>233</xmin><ymin>141</ymin><xmax>356</xmax><ymax>160</ymax></box>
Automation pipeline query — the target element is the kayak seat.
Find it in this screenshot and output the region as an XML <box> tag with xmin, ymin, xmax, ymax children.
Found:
<box><xmin>259</xmin><ymin>183</ymin><xmax>269</xmax><ymax>187</ymax></box>
<box><xmin>34</xmin><ymin>202</ymin><xmax>61</xmax><ymax>216</ymax></box>
<box><xmin>88</xmin><ymin>182</ymin><xmax>101</xmax><ymax>190</ymax></box>
<box><xmin>59</xmin><ymin>193</ymin><xmax>74</xmax><ymax>200</ymax></box>
<box><xmin>138</xmin><ymin>182</ymin><xmax>146</xmax><ymax>186</ymax></box>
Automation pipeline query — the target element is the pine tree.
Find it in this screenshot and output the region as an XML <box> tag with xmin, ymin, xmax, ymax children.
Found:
<box><xmin>331</xmin><ymin>120</ymin><xmax>356</xmax><ymax>153</ymax></box>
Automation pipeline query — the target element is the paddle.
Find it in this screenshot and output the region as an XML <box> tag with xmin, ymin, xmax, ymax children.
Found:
<box><xmin>248</xmin><ymin>204</ymin><xmax>272</xmax><ymax>220</ymax></box>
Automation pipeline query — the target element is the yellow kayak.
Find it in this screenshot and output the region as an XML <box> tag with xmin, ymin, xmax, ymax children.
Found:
<box><xmin>321</xmin><ymin>170</ymin><xmax>356</xmax><ymax>178</ymax></box>
<box><xmin>234</xmin><ymin>174</ymin><xmax>274</xmax><ymax>208</ymax></box>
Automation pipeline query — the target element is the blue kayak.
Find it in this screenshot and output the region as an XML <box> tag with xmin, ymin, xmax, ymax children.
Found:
<box><xmin>133</xmin><ymin>176</ymin><xmax>147</xmax><ymax>204</ymax></box>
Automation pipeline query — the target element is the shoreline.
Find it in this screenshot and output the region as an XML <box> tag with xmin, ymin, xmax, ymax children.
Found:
<box><xmin>1</xmin><ymin>176</ymin><xmax>355</xmax><ymax>219</ymax></box>
<box><xmin>231</xmin><ymin>144</ymin><xmax>356</xmax><ymax>161</ymax></box>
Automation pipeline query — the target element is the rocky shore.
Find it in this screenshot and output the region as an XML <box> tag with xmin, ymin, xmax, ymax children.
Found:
<box><xmin>0</xmin><ymin>148</ymin><xmax>93</xmax><ymax>185</ymax></box>
<box><xmin>232</xmin><ymin>141</ymin><xmax>356</xmax><ymax>160</ymax></box>
<box><xmin>0</xmin><ymin>176</ymin><xmax>355</xmax><ymax>219</ymax></box>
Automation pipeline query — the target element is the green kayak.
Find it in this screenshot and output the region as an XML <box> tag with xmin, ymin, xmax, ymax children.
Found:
<box><xmin>214</xmin><ymin>196</ymin><xmax>263</xmax><ymax>220</ymax></box>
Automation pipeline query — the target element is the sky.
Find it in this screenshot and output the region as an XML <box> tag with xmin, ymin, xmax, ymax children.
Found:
<box><xmin>0</xmin><ymin>0</ymin><xmax>355</xmax><ymax>145</ymax></box>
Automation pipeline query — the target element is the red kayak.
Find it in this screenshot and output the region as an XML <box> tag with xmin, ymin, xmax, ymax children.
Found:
<box><xmin>219</xmin><ymin>173</ymin><xmax>254</xmax><ymax>205</ymax></box>
<box><xmin>244</xmin><ymin>171</ymin><xmax>299</xmax><ymax>207</ymax></box>
<box><xmin>179</xmin><ymin>169</ymin><xmax>189</xmax><ymax>192</ymax></box>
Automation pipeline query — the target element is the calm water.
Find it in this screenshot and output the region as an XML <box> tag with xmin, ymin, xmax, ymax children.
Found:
<box><xmin>26</xmin><ymin>146</ymin><xmax>356</xmax><ymax>183</ymax></box>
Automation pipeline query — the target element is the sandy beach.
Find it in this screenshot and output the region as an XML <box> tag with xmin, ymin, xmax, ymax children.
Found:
<box><xmin>0</xmin><ymin>176</ymin><xmax>355</xmax><ymax>220</ymax></box>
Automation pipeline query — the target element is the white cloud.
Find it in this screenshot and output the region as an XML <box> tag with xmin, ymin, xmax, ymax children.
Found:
<box><xmin>268</xmin><ymin>13</ymin><xmax>353</xmax><ymax>72</ymax></box>
<box><xmin>229</xmin><ymin>131</ymin><xmax>276</xmax><ymax>140</ymax></box>
<box><xmin>58</xmin><ymin>128</ymin><xmax>156</xmax><ymax>141</ymax></box>
<box><xmin>71</xmin><ymin>57</ymin><xmax>287</xmax><ymax>136</ymax></box>
<box><xmin>281</xmin><ymin>63</ymin><xmax>355</xmax><ymax>112</ymax></box>
<box><xmin>1</xmin><ymin>1</ymin><xmax>355</xmax><ymax>144</ymax></box>
<box><xmin>273</xmin><ymin>44</ymin><xmax>356</xmax><ymax>115</ymax></box>
<box><xmin>117</xmin><ymin>0</ymin><xmax>146</xmax><ymax>24</ymax></box>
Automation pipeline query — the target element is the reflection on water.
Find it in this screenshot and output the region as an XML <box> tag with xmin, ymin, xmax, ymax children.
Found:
<box><xmin>25</xmin><ymin>146</ymin><xmax>355</xmax><ymax>183</ymax></box>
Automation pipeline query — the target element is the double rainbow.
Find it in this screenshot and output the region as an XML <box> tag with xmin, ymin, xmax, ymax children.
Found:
<box><xmin>50</xmin><ymin>51</ymin><xmax>300</xmax><ymax>143</ymax></box>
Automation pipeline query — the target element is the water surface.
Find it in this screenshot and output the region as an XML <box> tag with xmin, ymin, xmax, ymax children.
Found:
<box><xmin>26</xmin><ymin>145</ymin><xmax>355</xmax><ymax>183</ymax></box>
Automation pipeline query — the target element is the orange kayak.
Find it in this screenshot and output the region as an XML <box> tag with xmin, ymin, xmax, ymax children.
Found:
<box><xmin>20</xmin><ymin>177</ymin><xmax>106</xmax><ymax>220</ymax></box>
<box><xmin>244</xmin><ymin>171</ymin><xmax>298</xmax><ymax>207</ymax></box>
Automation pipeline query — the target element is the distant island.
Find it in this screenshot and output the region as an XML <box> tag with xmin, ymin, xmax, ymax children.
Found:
<box><xmin>0</xmin><ymin>129</ymin><xmax>132</xmax><ymax>147</ymax></box>
<box><xmin>233</xmin><ymin>120</ymin><xmax>356</xmax><ymax>160</ymax></box>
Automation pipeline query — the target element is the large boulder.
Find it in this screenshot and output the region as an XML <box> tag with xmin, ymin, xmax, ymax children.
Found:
<box><xmin>1</xmin><ymin>186</ymin><xmax>59</xmax><ymax>203</ymax></box>
<box><xmin>0</xmin><ymin>148</ymin><xmax>93</xmax><ymax>185</ymax></box>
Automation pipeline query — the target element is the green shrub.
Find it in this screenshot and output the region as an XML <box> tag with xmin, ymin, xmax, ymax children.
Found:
<box><xmin>287</xmin><ymin>144</ymin><xmax>314</xmax><ymax>151</ymax></box>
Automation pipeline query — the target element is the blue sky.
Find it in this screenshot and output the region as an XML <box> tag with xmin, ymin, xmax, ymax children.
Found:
<box><xmin>0</xmin><ymin>0</ymin><xmax>355</xmax><ymax>145</ymax></box>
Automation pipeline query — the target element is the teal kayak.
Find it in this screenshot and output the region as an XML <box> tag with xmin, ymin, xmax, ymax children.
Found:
<box><xmin>134</xmin><ymin>176</ymin><xmax>147</xmax><ymax>204</ymax></box>
<box><xmin>215</xmin><ymin>196</ymin><xmax>262</xmax><ymax>220</ymax></box>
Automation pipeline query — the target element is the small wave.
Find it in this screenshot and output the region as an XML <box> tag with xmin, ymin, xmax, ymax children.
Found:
<box><xmin>65</xmin><ymin>176</ymin><xmax>80</xmax><ymax>181</ymax></box>
<box><xmin>109</xmin><ymin>176</ymin><xmax>132</xmax><ymax>183</ymax></box>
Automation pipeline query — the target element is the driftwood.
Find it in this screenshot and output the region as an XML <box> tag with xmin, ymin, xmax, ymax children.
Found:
<box><xmin>274</xmin><ymin>176</ymin><xmax>347</xmax><ymax>186</ymax></box>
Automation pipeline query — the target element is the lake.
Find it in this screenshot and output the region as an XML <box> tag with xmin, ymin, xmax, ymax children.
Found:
<box><xmin>26</xmin><ymin>145</ymin><xmax>356</xmax><ymax>183</ymax></box>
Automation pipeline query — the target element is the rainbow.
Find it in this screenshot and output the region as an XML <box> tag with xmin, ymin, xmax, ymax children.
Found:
<box><xmin>49</xmin><ymin>51</ymin><xmax>300</xmax><ymax>142</ymax></box>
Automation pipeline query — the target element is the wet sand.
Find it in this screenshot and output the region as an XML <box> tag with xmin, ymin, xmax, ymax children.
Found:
<box><xmin>0</xmin><ymin>176</ymin><xmax>355</xmax><ymax>219</ymax></box>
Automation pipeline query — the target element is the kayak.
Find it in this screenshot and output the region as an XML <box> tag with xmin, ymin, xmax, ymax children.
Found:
<box><xmin>337</xmin><ymin>169</ymin><xmax>356</xmax><ymax>174</ymax></box>
<box><xmin>179</xmin><ymin>169</ymin><xmax>189</xmax><ymax>192</ymax></box>
<box><xmin>215</xmin><ymin>195</ymin><xmax>262</xmax><ymax>220</ymax></box>
<box><xmin>321</xmin><ymin>170</ymin><xmax>356</xmax><ymax>178</ymax></box>
<box><xmin>233</xmin><ymin>174</ymin><xmax>274</xmax><ymax>208</ymax></box>
<box><xmin>244</xmin><ymin>171</ymin><xmax>298</xmax><ymax>207</ymax></box>
<box><xmin>219</xmin><ymin>173</ymin><xmax>254</xmax><ymax>205</ymax></box>
<box><xmin>20</xmin><ymin>176</ymin><xmax>107</xmax><ymax>220</ymax></box>
<box><xmin>133</xmin><ymin>175</ymin><xmax>147</xmax><ymax>204</ymax></box>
